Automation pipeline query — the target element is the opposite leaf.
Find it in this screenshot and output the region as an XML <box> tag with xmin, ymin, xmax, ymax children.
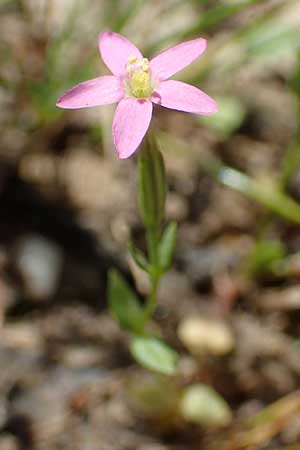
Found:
<box><xmin>128</xmin><ymin>241</ymin><xmax>149</xmax><ymax>272</ymax></box>
<box><xmin>108</xmin><ymin>269</ymin><xmax>144</xmax><ymax>333</ymax></box>
<box><xmin>131</xmin><ymin>335</ymin><xmax>178</xmax><ymax>375</ymax></box>
<box><xmin>158</xmin><ymin>221</ymin><xmax>177</xmax><ymax>272</ymax></box>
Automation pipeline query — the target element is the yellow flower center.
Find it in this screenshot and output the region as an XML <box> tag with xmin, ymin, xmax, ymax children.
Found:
<box><xmin>125</xmin><ymin>56</ymin><xmax>153</xmax><ymax>99</ymax></box>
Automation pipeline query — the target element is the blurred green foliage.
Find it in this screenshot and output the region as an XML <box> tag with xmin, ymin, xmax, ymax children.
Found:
<box><xmin>244</xmin><ymin>239</ymin><xmax>286</xmax><ymax>277</ymax></box>
<box><xmin>199</xmin><ymin>96</ymin><xmax>246</xmax><ymax>139</ymax></box>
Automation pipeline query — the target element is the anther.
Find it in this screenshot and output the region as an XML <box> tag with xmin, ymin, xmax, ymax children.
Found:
<box><xmin>128</xmin><ymin>55</ymin><xmax>137</xmax><ymax>64</ymax></box>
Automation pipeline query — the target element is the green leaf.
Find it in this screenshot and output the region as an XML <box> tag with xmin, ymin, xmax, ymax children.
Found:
<box><xmin>181</xmin><ymin>0</ymin><xmax>266</xmax><ymax>39</ymax></box>
<box><xmin>131</xmin><ymin>335</ymin><xmax>178</xmax><ymax>375</ymax></box>
<box><xmin>245</xmin><ymin>239</ymin><xmax>285</xmax><ymax>277</ymax></box>
<box><xmin>128</xmin><ymin>241</ymin><xmax>149</xmax><ymax>272</ymax></box>
<box><xmin>108</xmin><ymin>269</ymin><xmax>143</xmax><ymax>333</ymax></box>
<box><xmin>218</xmin><ymin>167</ymin><xmax>300</xmax><ymax>223</ymax></box>
<box><xmin>158</xmin><ymin>222</ymin><xmax>177</xmax><ymax>272</ymax></box>
<box><xmin>246</xmin><ymin>24</ymin><xmax>300</xmax><ymax>60</ymax></box>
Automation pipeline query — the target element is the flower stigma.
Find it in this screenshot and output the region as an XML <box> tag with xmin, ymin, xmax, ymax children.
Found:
<box><xmin>125</xmin><ymin>55</ymin><xmax>154</xmax><ymax>99</ymax></box>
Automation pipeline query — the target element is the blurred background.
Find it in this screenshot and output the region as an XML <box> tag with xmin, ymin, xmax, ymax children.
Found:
<box><xmin>1</xmin><ymin>0</ymin><xmax>300</xmax><ymax>449</ymax></box>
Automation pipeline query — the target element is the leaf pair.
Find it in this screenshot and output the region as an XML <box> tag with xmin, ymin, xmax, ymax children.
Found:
<box><xmin>129</xmin><ymin>221</ymin><xmax>177</xmax><ymax>274</ymax></box>
<box><xmin>108</xmin><ymin>270</ymin><xmax>178</xmax><ymax>374</ymax></box>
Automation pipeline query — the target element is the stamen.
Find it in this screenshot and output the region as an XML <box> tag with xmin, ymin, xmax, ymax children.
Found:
<box><xmin>125</xmin><ymin>56</ymin><xmax>153</xmax><ymax>99</ymax></box>
<box><xmin>128</xmin><ymin>55</ymin><xmax>138</xmax><ymax>64</ymax></box>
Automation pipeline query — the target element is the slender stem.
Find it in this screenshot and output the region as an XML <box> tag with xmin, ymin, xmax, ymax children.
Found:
<box><xmin>137</xmin><ymin>132</ymin><xmax>167</xmax><ymax>331</ymax></box>
<box><xmin>142</xmin><ymin>270</ymin><xmax>160</xmax><ymax>326</ymax></box>
<box><xmin>141</xmin><ymin>226</ymin><xmax>161</xmax><ymax>329</ymax></box>
<box><xmin>146</xmin><ymin>227</ymin><xmax>159</xmax><ymax>266</ymax></box>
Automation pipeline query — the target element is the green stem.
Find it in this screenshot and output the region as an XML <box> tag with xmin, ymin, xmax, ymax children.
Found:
<box><xmin>141</xmin><ymin>226</ymin><xmax>161</xmax><ymax>330</ymax></box>
<box><xmin>142</xmin><ymin>270</ymin><xmax>160</xmax><ymax>327</ymax></box>
<box><xmin>137</xmin><ymin>133</ymin><xmax>167</xmax><ymax>331</ymax></box>
<box><xmin>146</xmin><ymin>227</ymin><xmax>159</xmax><ymax>266</ymax></box>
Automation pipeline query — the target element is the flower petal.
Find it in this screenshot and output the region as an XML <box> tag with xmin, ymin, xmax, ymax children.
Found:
<box><xmin>99</xmin><ymin>31</ymin><xmax>143</xmax><ymax>76</ymax></box>
<box><xmin>56</xmin><ymin>76</ymin><xmax>123</xmax><ymax>109</ymax></box>
<box><xmin>150</xmin><ymin>38</ymin><xmax>207</xmax><ymax>81</ymax></box>
<box><xmin>113</xmin><ymin>98</ymin><xmax>152</xmax><ymax>159</ymax></box>
<box><xmin>152</xmin><ymin>80</ymin><xmax>218</xmax><ymax>115</ymax></box>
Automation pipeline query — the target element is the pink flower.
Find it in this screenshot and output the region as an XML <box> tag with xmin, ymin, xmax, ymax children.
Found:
<box><xmin>56</xmin><ymin>32</ymin><xmax>218</xmax><ymax>159</ymax></box>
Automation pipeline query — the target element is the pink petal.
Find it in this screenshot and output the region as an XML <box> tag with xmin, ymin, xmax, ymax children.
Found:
<box><xmin>152</xmin><ymin>80</ymin><xmax>218</xmax><ymax>115</ymax></box>
<box><xmin>99</xmin><ymin>31</ymin><xmax>143</xmax><ymax>77</ymax></box>
<box><xmin>150</xmin><ymin>38</ymin><xmax>207</xmax><ymax>81</ymax></box>
<box><xmin>56</xmin><ymin>76</ymin><xmax>123</xmax><ymax>109</ymax></box>
<box><xmin>113</xmin><ymin>98</ymin><xmax>152</xmax><ymax>159</ymax></box>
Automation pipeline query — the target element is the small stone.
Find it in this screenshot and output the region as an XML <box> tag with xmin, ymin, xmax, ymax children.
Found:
<box><xmin>256</xmin><ymin>285</ymin><xmax>300</xmax><ymax>311</ymax></box>
<box><xmin>2</xmin><ymin>323</ymin><xmax>41</xmax><ymax>352</ymax></box>
<box><xmin>181</xmin><ymin>383</ymin><xmax>232</xmax><ymax>427</ymax></box>
<box><xmin>62</xmin><ymin>346</ymin><xmax>100</xmax><ymax>368</ymax></box>
<box><xmin>178</xmin><ymin>316</ymin><xmax>234</xmax><ymax>357</ymax></box>
<box><xmin>15</xmin><ymin>234</ymin><xmax>63</xmax><ymax>301</ymax></box>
